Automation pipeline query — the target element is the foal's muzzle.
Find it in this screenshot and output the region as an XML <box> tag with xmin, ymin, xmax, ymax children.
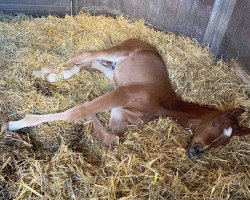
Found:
<box><xmin>187</xmin><ymin>143</ymin><xmax>204</xmax><ymax>159</ymax></box>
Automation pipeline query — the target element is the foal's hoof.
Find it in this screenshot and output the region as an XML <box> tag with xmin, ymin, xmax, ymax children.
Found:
<box><xmin>102</xmin><ymin>134</ymin><xmax>119</xmax><ymax>146</ymax></box>
<box><xmin>32</xmin><ymin>67</ymin><xmax>53</xmax><ymax>78</ymax></box>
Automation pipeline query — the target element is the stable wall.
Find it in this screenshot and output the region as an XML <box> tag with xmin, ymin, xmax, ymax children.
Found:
<box><xmin>0</xmin><ymin>0</ymin><xmax>249</xmax><ymax>71</ymax></box>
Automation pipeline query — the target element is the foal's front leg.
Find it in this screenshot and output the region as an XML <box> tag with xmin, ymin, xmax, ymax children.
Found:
<box><xmin>3</xmin><ymin>86</ymin><xmax>132</xmax><ymax>145</ymax></box>
<box><xmin>90</xmin><ymin>115</ymin><xmax>119</xmax><ymax>146</ymax></box>
<box><xmin>6</xmin><ymin>86</ymin><xmax>128</xmax><ymax>131</ymax></box>
<box><xmin>5</xmin><ymin>112</ymin><xmax>119</xmax><ymax>146</ymax></box>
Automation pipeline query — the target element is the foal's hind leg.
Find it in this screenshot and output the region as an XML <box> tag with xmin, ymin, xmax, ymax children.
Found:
<box><xmin>32</xmin><ymin>62</ymin><xmax>89</xmax><ymax>82</ymax></box>
<box><xmin>33</xmin><ymin>60</ymin><xmax>115</xmax><ymax>82</ymax></box>
<box><xmin>32</xmin><ymin>43</ymin><xmax>130</xmax><ymax>82</ymax></box>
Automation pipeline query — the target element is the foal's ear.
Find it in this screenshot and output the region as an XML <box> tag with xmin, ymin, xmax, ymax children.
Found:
<box><xmin>235</xmin><ymin>126</ymin><xmax>250</xmax><ymax>136</ymax></box>
<box><xmin>188</xmin><ymin>119</ymin><xmax>202</xmax><ymax>127</ymax></box>
<box><xmin>225</xmin><ymin>108</ymin><xmax>245</xmax><ymax>118</ymax></box>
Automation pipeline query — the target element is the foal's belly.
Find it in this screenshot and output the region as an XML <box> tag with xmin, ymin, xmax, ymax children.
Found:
<box><xmin>112</xmin><ymin>51</ymin><xmax>169</xmax><ymax>86</ymax></box>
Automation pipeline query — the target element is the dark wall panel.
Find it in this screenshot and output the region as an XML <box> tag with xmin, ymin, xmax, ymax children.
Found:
<box><xmin>174</xmin><ymin>0</ymin><xmax>194</xmax><ymax>35</ymax></box>
<box><xmin>192</xmin><ymin>0</ymin><xmax>214</xmax><ymax>41</ymax></box>
<box><xmin>219</xmin><ymin>0</ymin><xmax>250</xmax><ymax>70</ymax></box>
<box><xmin>0</xmin><ymin>0</ymin><xmax>71</xmax><ymax>16</ymax></box>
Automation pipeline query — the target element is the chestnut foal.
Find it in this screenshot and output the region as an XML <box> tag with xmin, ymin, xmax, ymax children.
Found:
<box><xmin>3</xmin><ymin>39</ymin><xmax>249</xmax><ymax>159</ymax></box>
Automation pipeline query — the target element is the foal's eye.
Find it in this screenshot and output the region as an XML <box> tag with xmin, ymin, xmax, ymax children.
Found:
<box><xmin>212</xmin><ymin>122</ymin><xmax>217</xmax><ymax>127</ymax></box>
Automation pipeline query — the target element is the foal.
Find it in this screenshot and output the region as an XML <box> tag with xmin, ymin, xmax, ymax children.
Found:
<box><xmin>3</xmin><ymin>39</ymin><xmax>249</xmax><ymax>159</ymax></box>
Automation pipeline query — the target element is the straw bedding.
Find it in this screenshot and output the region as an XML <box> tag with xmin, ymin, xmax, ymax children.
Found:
<box><xmin>0</xmin><ymin>13</ymin><xmax>249</xmax><ymax>199</ymax></box>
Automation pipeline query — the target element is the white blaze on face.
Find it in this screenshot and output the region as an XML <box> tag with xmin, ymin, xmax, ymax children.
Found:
<box><xmin>223</xmin><ymin>127</ymin><xmax>232</xmax><ymax>137</ymax></box>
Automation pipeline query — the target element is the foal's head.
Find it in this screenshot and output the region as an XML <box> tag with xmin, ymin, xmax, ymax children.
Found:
<box><xmin>187</xmin><ymin>108</ymin><xmax>250</xmax><ymax>159</ymax></box>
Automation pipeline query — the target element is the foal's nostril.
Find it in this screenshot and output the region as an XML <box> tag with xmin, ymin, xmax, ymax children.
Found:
<box><xmin>193</xmin><ymin>144</ymin><xmax>203</xmax><ymax>154</ymax></box>
<box><xmin>188</xmin><ymin>143</ymin><xmax>204</xmax><ymax>159</ymax></box>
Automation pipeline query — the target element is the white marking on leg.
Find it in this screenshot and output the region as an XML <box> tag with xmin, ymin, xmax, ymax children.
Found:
<box><xmin>45</xmin><ymin>73</ymin><xmax>60</xmax><ymax>82</ymax></box>
<box><xmin>223</xmin><ymin>127</ymin><xmax>232</xmax><ymax>137</ymax></box>
<box><xmin>109</xmin><ymin>107</ymin><xmax>128</xmax><ymax>132</ymax></box>
<box><xmin>33</xmin><ymin>66</ymin><xmax>81</xmax><ymax>82</ymax></box>
<box><xmin>60</xmin><ymin>66</ymin><xmax>80</xmax><ymax>79</ymax></box>
<box><xmin>45</xmin><ymin>66</ymin><xmax>81</xmax><ymax>82</ymax></box>
<box><xmin>7</xmin><ymin>112</ymin><xmax>69</xmax><ymax>131</ymax></box>
<box><xmin>8</xmin><ymin>121</ymin><xmax>27</xmax><ymax>131</ymax></box>
<box><xmin>111</xmin><ymin>107</ymin><xmax>123</xmax><ymax>120</ymax></box>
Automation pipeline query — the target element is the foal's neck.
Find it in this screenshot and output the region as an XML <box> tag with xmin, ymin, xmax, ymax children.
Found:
<box><xmin>159</xmin><ymin>98</ymin><xmax>220</xmax><ymax>128</ymax></box>
<box><xmin>173</xmin><ymin>99</ymin><xmax>218</xmax><ymax>115</ymax></box>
